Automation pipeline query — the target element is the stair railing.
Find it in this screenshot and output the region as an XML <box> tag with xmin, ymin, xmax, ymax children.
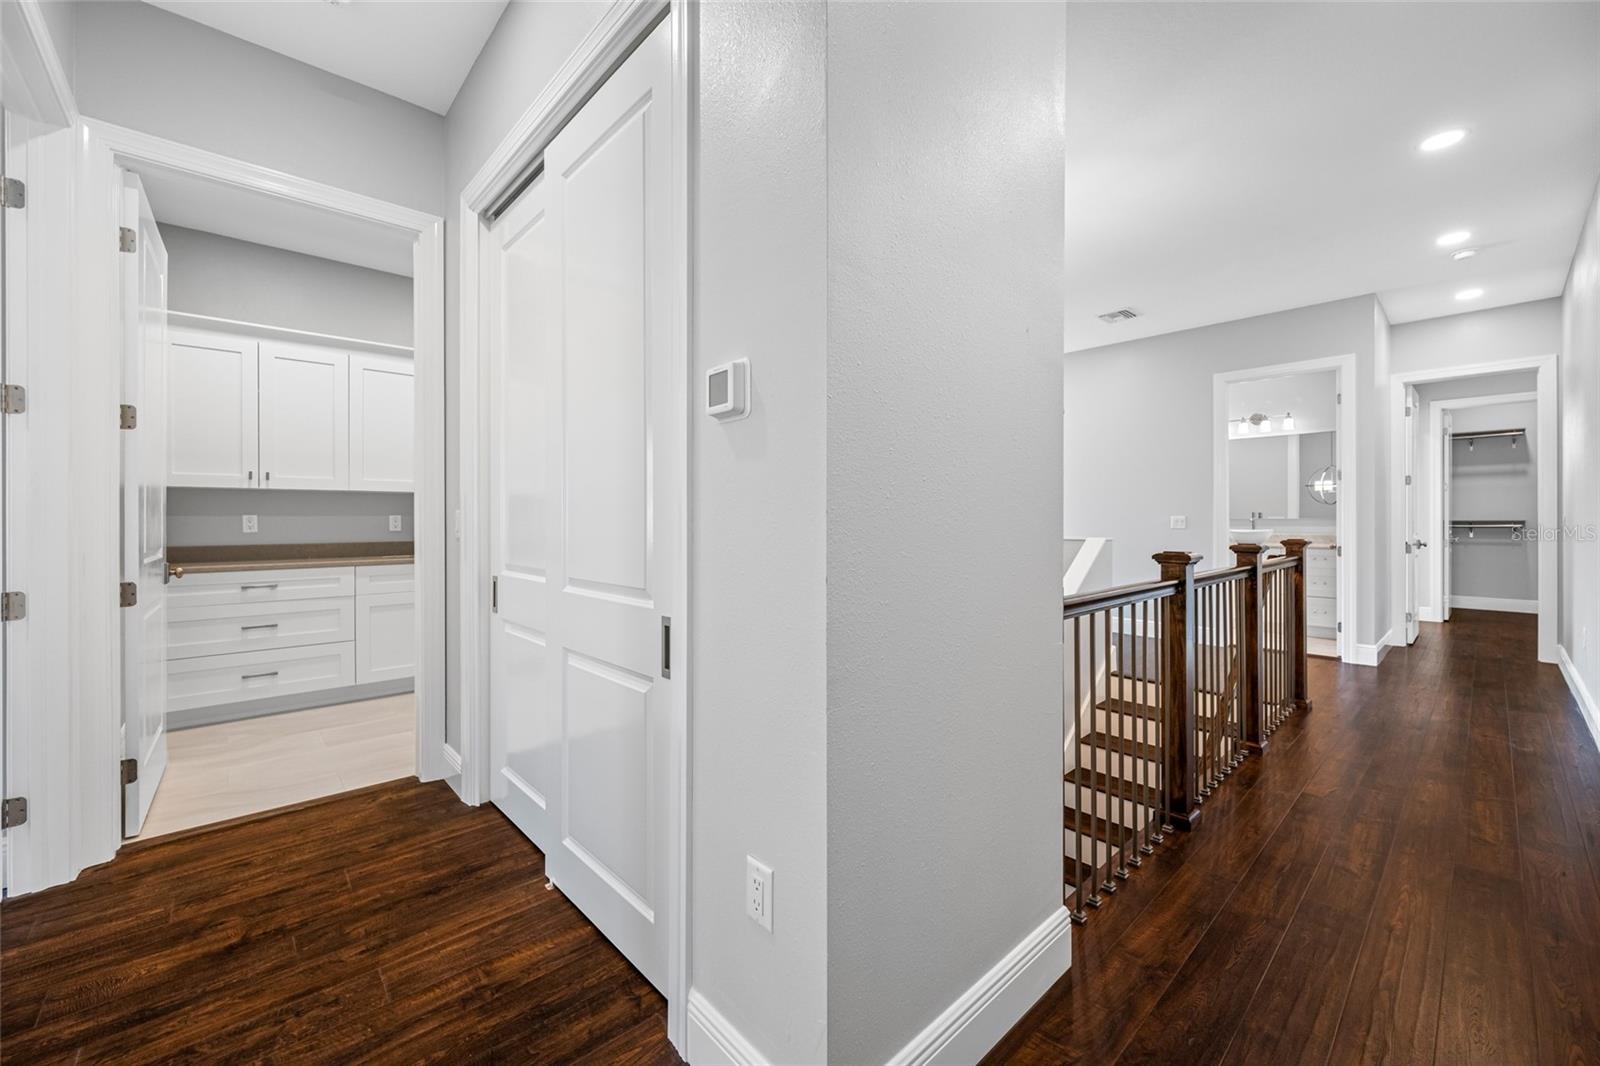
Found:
<box><xmin>1061</xmin><ymin>539</ymin><xmax>1310</xmax><ymax>921</ymax></box>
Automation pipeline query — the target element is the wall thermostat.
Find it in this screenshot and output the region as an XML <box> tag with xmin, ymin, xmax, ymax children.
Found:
<box><xmin>706</xmin><ymin>358</ymin><xmax>750</xmax><ymax>422</ymax></box>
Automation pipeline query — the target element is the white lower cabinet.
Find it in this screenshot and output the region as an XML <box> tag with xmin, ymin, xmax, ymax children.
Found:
<box><xmin>167</xmin><ymin>563</ymin><xmax>413</xmax><ymax>720</ymax></box>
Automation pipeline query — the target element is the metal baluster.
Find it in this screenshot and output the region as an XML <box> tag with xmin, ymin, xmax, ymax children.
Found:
<box><xmin>1071</xmin><ymin>616</ymin><xmax>1086</xmax><ymax>922</ymax></box>
<box><xmin>1122</xmin><ymin>602</ymin><xmax>1140</xmax><ymax>870</ymax></box>
<box><xmin>1085</xmin><ymin>612</ymin><xmax>1103</xmax><ymax>907</ymax></box>
<box><xmin>1104</xmin><ymin>609</ymin><xmax>1122</xmax><ymax>889</ymax></box>
<box><xmin>1232</xmin><ymin>580</ymin><xmax>1244</xmax><ymax>768</ymax></box>
<box><xmin>1149</xmin><ymin>597</ymin><xmax>1166</xmax><ymax>844</ymax></box>
<box><xmin>1138</xmin><ymin>597</ymin><xmax>1153</xmax><ymax>856</ymax></box>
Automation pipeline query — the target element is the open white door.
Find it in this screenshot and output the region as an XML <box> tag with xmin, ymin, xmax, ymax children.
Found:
<box><xmin>486</xmin><ymin>18</ymin><xmax>678</xmax><ymax>992</ymax></box>
<box><xmin>120</xmin><ymin>173</ymin><xmax>169</xmax><ymax>837</ymax></box>
<box><xmin>1403</xmin><ymin>385</ymin><xmax>1421</xmax><ymax>643</ymax></box>
<box><xmin>1441</xmin><ymin>408</ymin><xmax>1454</xmax><ymax>622</ymax></box>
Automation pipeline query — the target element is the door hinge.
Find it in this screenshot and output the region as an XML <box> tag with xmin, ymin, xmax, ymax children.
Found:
<box><xmin>1406</xmin><ymin>611</ymin><xmax>1415</xmax><ymax>623</ymax></box>
<box><xmin>1</xmin><ymin>797</ymin><xmax>27</xmax><ymax>829</ymax></box>
<box><xmin>490</xmin><ymin>576</ymin><xmax>499</xmax><ymax>613</ymax></box>
<box><xmin>1405</xmin><ymin>542</ymin><xmax>1413</xmax><ymax>555</ymax></box>
<box><xmin>1404</xmin><ymin>474</ymin><xmax>1412</xmax><ymax>486</ymax></box>
<box><xmin>121</xmin><ymin>757</ymin><xmax>139</xmax><ymax>785</ymax></box>
<box><xmin>1405</xmin><ymin>406</ymin><xmax>1413</xmax><ymax>417</ymax></box>
<box><xmin>1336</xmin><ymin>392</ymin><xmax>1342</xmax><ymax>404</ymax></box>
<box><xmin>660</xmin><ymin>616</ymin><xmax>672</xmax><ymax>679</ymax></box>
<box><xmin>1337</xmin><ymin>621</ymin><xmax>1343</xmax><ymax>633</ymax></box>
<box><xmin>1</xmin><ymin>176</ymin><xmax>24</xmax><ymax>210</ymax></box>
<box><xmin>118</xmin><ymin>226</ymin><xmax>137</xmax><ymax>253</ymax></box>
<box><xmin>119</xmin><ymin>403</ymin><xmax>138</xmax><ymax>430</ymax></box>
<box><xmin>1</xmin><ymin>591</ymin><xmax>25</xmax><ymax>621</ymax></box>
<box><xmin>119</xmin><ymin>581</ymin><xmax>137</xmax><ymax>607</ymax></box>
<box><xmin>1</xmin><ymin>383</ymin><xmax>25</xmax><ymax>414</ymax></box>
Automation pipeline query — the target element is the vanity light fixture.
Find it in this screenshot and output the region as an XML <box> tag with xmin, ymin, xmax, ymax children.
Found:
<box><xmin>1281</xmin><ymin>411</ymin><xmax>1295</xmax><ymax>432</ymax></box>
<box><xmin>1436</xmin><ymin>230</ymin><xmax>1472</xmax><ymax>248</ymax></box>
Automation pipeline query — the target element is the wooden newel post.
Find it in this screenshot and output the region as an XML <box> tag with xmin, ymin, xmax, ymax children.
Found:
<box><xmin>1231</xmin><ymin>542</ymin><xmax>1267</xmax><ymax>753</ymax></box>
<box><xmin>1154</xmin><ymin>551</ymin><xmax>1201</xmax><ymax>831</ymax></box>
<box><xmin>1282</xmin><ymin>538</ymin><xmax>1313</xmax><ymax>714</ymax></box>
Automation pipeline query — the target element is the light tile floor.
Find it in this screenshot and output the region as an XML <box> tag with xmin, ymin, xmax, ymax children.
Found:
<box><xmin>134</xmin><ymin>694</ymin><xmax>416</xmax><ymax>841</ymax></box>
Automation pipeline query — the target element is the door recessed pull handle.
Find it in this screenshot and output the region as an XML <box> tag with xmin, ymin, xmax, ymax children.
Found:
<box><xmin>241</xmin><ymin>671</ymin><xmax>279</xmax><ymax>680</ymax></box>
<box><xmin>240</xmin><ymin>623</ymin><xmax>279</xmax><ymax>631</ymax></box>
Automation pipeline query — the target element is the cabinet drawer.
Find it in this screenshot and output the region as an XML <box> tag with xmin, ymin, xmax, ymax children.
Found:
<box><xmin>355</xmin><ymin>564</ymin><xmax>414</xmax><ymax>597</ymax></box>
<box><xmin>168</xmin><ymin>598</ymin><xmax>355</xmax><ymax>660</ymax></box>
<box><xmin>1305</xmin><ymin>549</ymin><xmax>1337</xmax><ymax>575</ymax></box>
<box><xmin>1306</xmin><ymin>596</ymin><xmax>1336</xmax><ymax>628</ymax></box>
<box><xmin>168</xmin><ymin>643</ymin><xmax>355</xmax><ymax>713</ymax></box>
<box><xmin>167</xmin><ymin>567</ymin><xmax>356</xmax><ymax>608</ymax></box>
<box><xmin>1307</xmin><ymin>570</ymin><xmax>1336</xmax><ymax>597</ymax></box>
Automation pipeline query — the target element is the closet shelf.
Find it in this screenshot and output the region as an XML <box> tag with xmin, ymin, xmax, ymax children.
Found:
<box><xmin>1450</xmin><ymin>428</ymin><xmax>1524</xmax><ymax>449</ymax></box>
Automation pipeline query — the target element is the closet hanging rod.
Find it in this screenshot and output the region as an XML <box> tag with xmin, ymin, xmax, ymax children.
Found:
<box><xmin>1450</xmin><ymin>428</ymin><xmax>1524</xmax><ymax>442</ymax></box>
<box><xmin>1449</xmin><ymin>520</ymin><xmax>1525</xmax><ymax>529</ymax></box>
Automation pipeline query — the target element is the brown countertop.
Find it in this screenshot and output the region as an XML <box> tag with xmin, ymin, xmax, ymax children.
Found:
<box><xmin>168</xmin><ymin>542</ymin><xmax>415</xmax><ymax>575</ymax></box>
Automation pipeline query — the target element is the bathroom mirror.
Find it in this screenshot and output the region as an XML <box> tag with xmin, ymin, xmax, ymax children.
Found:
<box><xmin>1228</xmin><ymin>430</ymin><xmax>1337</xmax><ymax>521</ymax></box>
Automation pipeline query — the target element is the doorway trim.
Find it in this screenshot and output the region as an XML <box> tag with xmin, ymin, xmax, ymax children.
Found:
<box><xmin>70</xmin><ymin>120</ymin><xmax>448</xmax><ymax>877</ymax></box>
<box><xmin>455</xmin><ymin>0</ymin><xmax>693</xmax><ymax>1051</ymax></box>
<box><xmin>1213</xmin><ymin>354</ymin><xmax>1359</xmax><ymax>664</ymax></box>
<box><xmin>1388</xmin><ymin>355</ymin><xmax>1558</xmax><ymax>662</ymax></box>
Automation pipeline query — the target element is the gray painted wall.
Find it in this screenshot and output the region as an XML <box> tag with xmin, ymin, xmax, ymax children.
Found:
<box><xmin>69</xmin><ymin>2</ymin><xmax>445</xmax><ymax>215</ymax></box>
<box><xmin>1561</xmin><ymin>181</ymin><xmax>1600</xmax><ymax>708</ymax></box>
<box><xmin>167</xmin><ymin>488</ymin><xmax>413</xmax><ymax>547</ymax></box>
<box><xmin>1064</xmin><ymin>294</ymin><xmax>1389</xmax><ymax>645</ymax></box>
<box><xmin>165</xmin><ymin>226</ymin><xmax>413</xmax><ymax>346</ymax></box>
<box><xmin>824</xmin><ymin>4</ymin><xmax>1065</xmax><ymax>1061</ymax></box>
<box><xmin>1390</xmin><ymin>298</ymin><xmax>1561</xmax><ymax>377</ymax></box>
<box><xmin>1447</xmin><ymin>401</ymin><xmax>1538</xmax><ymax>602</ymax></box>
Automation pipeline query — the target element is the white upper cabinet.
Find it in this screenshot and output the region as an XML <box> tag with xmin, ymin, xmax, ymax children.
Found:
<box><xmin>169</xmin><ymin>331</ymin><xmax>260</xmax><ymax>488</ymax></box>
<box><xmin>259</xmin><ymin>341</ymin><xmax>350</xmax><ymax>490</ymax></box>
<box><xmin>349</xmin><ymin>353</ymin><xmax>415</xmax><ymax>492</ymax></box>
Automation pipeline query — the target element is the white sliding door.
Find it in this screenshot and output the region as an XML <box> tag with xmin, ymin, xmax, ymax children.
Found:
<box><xmin>486</xmin><ymin>18</ymin><xmax>677</xmax><ymax>992</ymax></box>
<box><xmin>120</xmin><ymin>173</ymin><xmax>170</xmax><ymax>836</ymax></box>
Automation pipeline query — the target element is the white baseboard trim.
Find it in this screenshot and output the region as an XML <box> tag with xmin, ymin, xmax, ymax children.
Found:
<box><xmin>1557</xmin><ymin>645</ymin><xmax>1600</xmax><ymax>755</ymax></box>
<box><xmin>1448</xmin><ymin>595</ymin><xmax>1538</xmax><ymax>615</ymax></box>
<box><xmin>886</xmin><ymin>906</ymin><xmax>1072</xmax><ymax>1066</ymax></box>
<box><xmin>686</xmin><ymin>989</ymin><xmax>769</xmax><ymax>1066</ymax></box>
<box><xmin>441</xmin><ymin>743</ymin><xmax>463</xmax><ymax>774</ymax></box>
<box><xmin>1351</xmin><ymin>628</ymin><xmax>1394</xmax><ymax>667</ymax></box>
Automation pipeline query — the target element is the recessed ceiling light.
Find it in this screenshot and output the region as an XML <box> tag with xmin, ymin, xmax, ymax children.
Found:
<box><xmin>1436</xmin><ymin>230</ymin><xmax>1472</xmax><ymax>248</ymax></box>
<box><xmin>1455</xmin><ymin>287</ymin><xmax>1484</xmax><ymax>301</ymax></box>
<box><xmin>1451</xmin><ymin>248</ymin><xmax>1478</xmax><ymax>261</ymax></box>
<box><xmin>1419</xmin><ymin>129</ymin><xmax>1466</xmax><ymax>152</ymax></box>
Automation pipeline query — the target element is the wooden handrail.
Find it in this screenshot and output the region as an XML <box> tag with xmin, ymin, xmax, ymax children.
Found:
<box><xmin>1063</xmin><ymin>577</ymin><xmax>1178</xmax><ymax>618</ymax></box>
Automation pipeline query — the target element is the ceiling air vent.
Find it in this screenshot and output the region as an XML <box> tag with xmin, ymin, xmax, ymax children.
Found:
<box><xmin>1097</xmin><ymin>308</ymin><xmax>1139</xmax><ymax>324</ymax></box>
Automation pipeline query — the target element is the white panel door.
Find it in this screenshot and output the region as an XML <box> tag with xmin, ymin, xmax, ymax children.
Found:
<box><xmin>168</xmin><ymin>331</ymin><xmax>259</xmax><ymax>488</ymax></box>
<box><xmin>120</xmin><ymin>174</ymin><xmax>170</xmax><ymax>836</ymax></box>
<box><xmin>488</xmin><ymin>18</ymin><xmax>677</xmax><ymax>993</ymax></box>
<box><xmin>1404</xmin><ymin>385</ymin><xmax>1421</xmax><ymax>644</ymax></box>
<box><xmin>1442</xmin><ymin>409</ymin><xmax>1454</xmax><ymax>621</ymax></box>
<box><xmin>259</xmin><ymin>341</ymin><xmax>348</xmax><ymax>490</ymax></box>
<box><xmin>349</xmin><ymin>352</ymin><xmax>414</xmax><ymax>492</ymax></box>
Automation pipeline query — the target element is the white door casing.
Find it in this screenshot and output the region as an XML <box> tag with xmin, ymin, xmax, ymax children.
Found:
<box><xmin>259</xmin><ymin>340</ymin><xmax>348</xmax><ymax>491</ymax></box>
<box><xmin>1442</xmin><ymin>408</ymin><xmax>1454</xmax><ymax>621</ymax></box>
<box><xmin>1404</xmin><ymin>384</ymin><xmax>1420</xmax><ymax>644</ymax></box>
<box><xmin>120</xmin><ymin>173</ymin><xmax>169</xmax><ymax>836</ymax></box>
<box><xmin>168</xmin><ymin>329</ymin><xmax>259</xmax><ymax>489</ymax></box>
<box><xmin>487</xmin><ymin>18</ymin><xmax>677</xmax><ymax>993</ymax></box>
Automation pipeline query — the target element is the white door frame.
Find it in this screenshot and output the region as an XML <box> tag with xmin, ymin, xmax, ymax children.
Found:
<box><xmin>1213</xmin><ymin>354</ymin><xmax>1359</xmax><ymax>663</ymax></box>
<box><xmin>1421</xmin><ymin>389</ymin><xmax>1538</xmax><ymax>624</ymax></box>
<box><xmin>457</xmin><ymin>0</ymin><xmax>692</xmax><ymax>1050</ymax></box>
<box><xmin>1388</xmin><ymin>355</ymin><xmax>1558</xmax><ymax>662</ymax></box>
<box><xmin>59</xmin><ymin>119</ymin><xmax>448</xmax><ymax>885</ymax></box>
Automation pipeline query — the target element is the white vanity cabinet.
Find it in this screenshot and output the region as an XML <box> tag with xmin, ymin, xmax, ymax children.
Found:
<box><xmin>166</xmin><ymin>563</ymin><xmax>414</xmax><ymax>725</ymax></box>
<box><xmin>1305</xmin><ymin>546</ymin><xmax>1338</xmax><ymax>639</ymax></box>
<box><xmin>167</xmin><ymin>325</ymin><xmax>412</xmax><ymax>493</ymax></box>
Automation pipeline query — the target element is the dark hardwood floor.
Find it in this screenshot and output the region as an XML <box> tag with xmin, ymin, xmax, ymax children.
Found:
<box><xmin>987</xmin><ymin>609</ymin><xmax>1600</xmax><ymax>1066</ymax></box>
<box><xmin>0</xmin><ymin>779</ymin><xmax>680</xmax><ymax>1065</ymax></box>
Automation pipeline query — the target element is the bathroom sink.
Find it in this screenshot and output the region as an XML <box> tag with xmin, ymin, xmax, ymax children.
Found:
<box><xmin>1229</xmin><ymin>528</ymin><xmax>1274</xmax><ymax>545</ymax></box>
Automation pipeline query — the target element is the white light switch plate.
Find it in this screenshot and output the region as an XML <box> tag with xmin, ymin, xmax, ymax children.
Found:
<box><xmin>1170</xmin><ymin>515</ymin><xmax>1187</xmax><ymax>530</ymax></box>
<box><xmin>746</xmin><ymin>856</ymin><xmax>773</xmax><ymax>932</ymax></box>
<box><xmin>242</xmin><ymin>514</ymin><xmax>258</xmax><ymax>534</ymax></box>
<box><xmin>389</xmin><ymin>514</ymin><xmax>404</xmax><ymax>532</ymax></box>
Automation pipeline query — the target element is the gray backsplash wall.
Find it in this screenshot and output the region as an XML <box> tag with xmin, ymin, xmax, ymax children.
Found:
<box><xmin>168</xmin><ymin>488</ymin><xmax>413</xmax><ymax>546</ymax></box>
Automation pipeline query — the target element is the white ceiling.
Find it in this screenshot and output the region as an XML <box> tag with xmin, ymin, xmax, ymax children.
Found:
<box><xmin>1065</xmin><ymin>2</ymin><xmax>1600</xmax><ymax>352</ymax></box>
<box><xmin>138</xmin><ymin>162</ymin><xmax>415</xmax><ymax>276</ymax></box>
<box><xmin>146</xmin><ymin>0</ymin><xmax>509</xmax><ymax>114</ymax></box>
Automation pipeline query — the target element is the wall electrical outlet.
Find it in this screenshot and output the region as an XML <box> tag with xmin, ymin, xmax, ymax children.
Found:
<box><xmin>241</xmin><ymin>514</ymin><xmax>259</xmax><ymax>534</ymax></box>
<box><xmin>389</xmin><ymin>514</ymin><xmax>404</xmax><ymax>532</ymax></box>
<box><xmin>1170</xmin><ymin>515</ymin><xmax>1187</xmax><ymax>530</ymax></box>
<box><xmin>746</xmin><ymin>856</ymin><xmax>773</xmax><ymax>932</ymax></box>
